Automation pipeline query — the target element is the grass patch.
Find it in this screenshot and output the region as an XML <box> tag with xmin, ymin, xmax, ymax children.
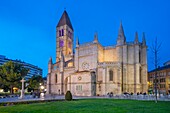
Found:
<box><xmin>0</xmin><ymin>99</ymin><xmax>169</xmax><ymax>113</ymax></box>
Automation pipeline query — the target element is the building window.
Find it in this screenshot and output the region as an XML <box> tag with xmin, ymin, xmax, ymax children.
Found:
<box><xmin>139</xmin><ymin>51</ymin><xmax>141</xmax><ymax>63</ymax></box>
<box><xmin>59</xmin><ymin>30</ymin><xmax>61</xmax><ymax>36</ymax></box>
<box><xmin>160</xmin><ymin>78</ymin><xmax>166</xmax><ymax>83</ymax></box>
<box><xmin>68</xmin><ymin>31</ymin><xmax>71</xmax><ymax>38</ymax></box>
<box><xmin>164</xmin><ymin>72</ymin><xmax>166</xmax><ymax>76</ymax></box>
<box><xmin>62</xmin><ymin>29</ymin><xmax>64</xmax><ymax>36</ymax></box>
<box><xmin>168</xmin><ymin>72</ymin><xmax>170</xmax><ymax>76</ymax></box>
<box><xmin>59</xmin><ymin>40</ymin><xmax>64</xmax><ymax>47</ymax></box>
<box><xmin>76</xmin><ymin>85</ymin><xmax>82</xmax><ymax>91</ymax></box>
<box><xmin>55</xmin><ymin>74</ymin><xmax>57</xmax><ymax>83</ymax></box>
<box><xmin>160</xmin><ymin>84</ymin><xmax>165</xmax><ymax>88</ymax></box>
<box><xmin>140</xmin><ymin>68</ymin><xmax>142</xmax><ymax>83</ymax></box>
<box><xmin>109</xmin><ymin>70</ymin><xmax>113</xmax><ymax>81</ymax></box>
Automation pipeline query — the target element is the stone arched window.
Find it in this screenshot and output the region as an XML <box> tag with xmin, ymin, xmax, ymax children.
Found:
<box><xmin>140</xmin><ymin>67</ymin><xmax>142</xmax><ymax>83</ymax></box>
<box><xmin>59</xmin><ymin>40</ymin><xmax>64</xmax><ymax>47</ymax></box>
<box><xmin>68</xmin><ymin>31</ymin><xmax>71</xmax><ymax>38</ymax></box>
<box><xmin>62</xmin><ymin>29</ymin><xmax>64</xmax><ymax>36</ymax></box>
<box><xmin>139</xmin><ymin>51</ymin><xmax>141</xmax><ymax>63</ymax></box>
<box><xmin>55</xmin><ymin>74</ymin><xmax>58</xmax><ymax>83</ymax></box>
<box><xmin>59</xmin><ymin>30</ymin><xmax>61</xmax><ymax>36</ymax></box>
<box><xmin>109</xmin><ymin>70</ymin><xmax>113</xmax><ymax>81</ymax></box>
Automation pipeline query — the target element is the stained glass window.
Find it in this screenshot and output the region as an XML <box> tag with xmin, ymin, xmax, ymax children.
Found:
<box><xmin>68</xmin><ymin>31</ymin><xmax>70</xmax><ymax>37</ymax></box>
<box><xmin>59</xmin><ymin>40</ymin><xmax>64</xmax><ymax>47</ymax></box>
<box><xmin>59</xmin><ymin>30</ymin><xmax>61</xmax><ymax>36</ymax></box>
<box><xmin>62</xmin><ymin>29</ymin><xmax>64</xmax><ymax>36</ymax></box>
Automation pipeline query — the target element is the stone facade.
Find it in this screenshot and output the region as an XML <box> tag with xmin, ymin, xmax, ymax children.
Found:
<box><xmin>47</xmin><ymin>10</ymin><xmax>148</xmax><ymax>96</ymax></box>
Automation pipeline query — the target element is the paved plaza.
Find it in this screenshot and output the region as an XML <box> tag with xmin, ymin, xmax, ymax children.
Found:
<box><xmin>1</xmin><ymin>94</ymin><xmax>170</xmax><ymax>103</ymax></box>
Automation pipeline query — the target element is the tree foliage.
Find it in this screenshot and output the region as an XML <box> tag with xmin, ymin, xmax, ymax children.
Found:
<box><xmin>0</xmin><ymin>61</ymin><xmax>29</xmax><ymax>93</ymax></box>
<box><xmin>27</xmin><ymin>75</ymin><xmax>43</xmax><ymax>91</ymax></box>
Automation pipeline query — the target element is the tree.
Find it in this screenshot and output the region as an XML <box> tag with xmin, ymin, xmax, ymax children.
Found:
<box><xmin>65</xmin><ymin>91</ymin><xmax>72</xmax><ymax>101</ymax></box>
<box><xmin>0</xmin><ymin>61</ymin><xmax>29</xmax><ymax>94</ymax></box>
<box><xmin>0</xmin><ymin>77</ymin><xmax>4</xmax><ymax>90</ymax></box>
<box><xmin>151</xmin><ymin>37</ymin><xmax>162</xmax><ymax>103</ymax></box>
<box><xmin>0</xmin><ymin>67</ymin><xmax>3</xmax><ymax>88</ymax></box>
<box><xmin>0</xmin><ymin>74</ymin><xmax>8</xmax><ymax>92</ymax></box>
<box><xmin>0</xmin><ymin>68</ymin><xmax>9</xmax><ymax>92</ymax></box>
<box><xmin>27</xmin><ymin>75</ymin><xmax>44</xmax><ymax>92</ymax></box>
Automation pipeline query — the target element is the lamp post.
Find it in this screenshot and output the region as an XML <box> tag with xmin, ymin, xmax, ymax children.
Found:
<box><xmin>40</xmin><ymin>83</ymin><xmax>45</xmax><ymax>99</ymax></box>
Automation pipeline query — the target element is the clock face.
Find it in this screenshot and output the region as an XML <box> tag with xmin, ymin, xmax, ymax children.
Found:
<box><xmin>82</xmin><ymin>62</ymin><xmax>89</xmax><ymax>70</ymax></box>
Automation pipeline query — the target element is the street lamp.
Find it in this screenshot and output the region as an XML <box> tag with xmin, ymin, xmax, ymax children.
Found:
<box><xmin>40</xmin><ymin>85</ymin><xmax>45</xmax><ymax>90</ymax></box>
<box><xmin>39</xmin><ymin>83</ymin><xmax>45</xmax><ymax>99</ymax></box>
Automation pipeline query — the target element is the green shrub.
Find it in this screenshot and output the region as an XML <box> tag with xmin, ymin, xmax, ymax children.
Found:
<box><xmin>65</xmin><ymin>91</ymin><xmax>72</xmax><ymax>101</ymax></box>
<box><xmin>0</xmin><ymin>99</ymin><xmax>65</xmax><ymax>106</ymax></box>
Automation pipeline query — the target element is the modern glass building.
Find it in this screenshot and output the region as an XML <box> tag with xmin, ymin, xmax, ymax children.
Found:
<box><xmin>0</xmin><ymin>55</ymin><xmax>42</xmax><ymax>78</ymax></box>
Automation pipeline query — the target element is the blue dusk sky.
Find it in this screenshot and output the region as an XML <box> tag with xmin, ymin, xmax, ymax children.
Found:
<box><xmin>0</xmin><ymin>0</ymin><xmax>170</xmax><ymax>77</ymax></box>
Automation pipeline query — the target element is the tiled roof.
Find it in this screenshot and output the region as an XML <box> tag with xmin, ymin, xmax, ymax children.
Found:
<box><xmin>149</xmin><ymin>64</ymin><xmax>170</xmax><ymax>73</ymax></box>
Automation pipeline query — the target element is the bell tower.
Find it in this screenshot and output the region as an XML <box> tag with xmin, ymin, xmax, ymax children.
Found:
<box><xmin>56</xmin><ymin>10</ymin><xmax>74</xmax><ymax>62</ymax></box>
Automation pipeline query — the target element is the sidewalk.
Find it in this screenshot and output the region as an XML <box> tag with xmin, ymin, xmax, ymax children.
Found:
<box><xmin>0</xmin><ymin>95</ymin><xmax>65</xmax><ymax>103</ymax></box>
<box><xmin>1</xmin><ymin>94</ymin><xmax>170</xmax><ymax>103</ymax></box>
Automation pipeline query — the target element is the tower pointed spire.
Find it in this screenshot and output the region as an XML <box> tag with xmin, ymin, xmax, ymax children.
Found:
<box><xmin>142</xmin><ymin>32</ymin><xmax>146</xmax><ymax>46</ymax></box>
<box><xmin>48</xmin><ymin>57</ymin><xmax>53</xmax><ymax>64</ymax></box>
<box><xmin>118</xmin><ymin>21</ymin><xmax>125</xmax><ymax>37</ymax></box>
<box><xmin>134</xmin><ymin>31</ymin><xmax>139</xmax><ymax>44</ymax></box>
<box><xmin>117</xmin><ymin>21</ymin><xmax>126</xmax><ymax>45</ymax></box>
<box><xmin>57</xmin><ymin>10</ymin><xmax>73</xmax><ymax>30</ymax></box>
<box><xmin>93</xmin><ymin>32</ymin><xmax>98</xmax><ymax>43</ymax></box>
<box><xmin>48</xmin><ymin>57</ymin><xmax>53</xmax><ymax>73</ymax></box>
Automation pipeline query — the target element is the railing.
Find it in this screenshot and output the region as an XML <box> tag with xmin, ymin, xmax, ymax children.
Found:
<box><xmin>104</xmin><ymin>45</ymin><xmax>116</xmax><ymax>49</ymax></box>
<box><xmin>98</xmin><ymin>62</ymin><xmax>120</xmax><ymax>66</ymax></box>
<box><xmin>79</xmin><ymin>42</ymin><xmax>93</xmax><ymax>47</ymax></box>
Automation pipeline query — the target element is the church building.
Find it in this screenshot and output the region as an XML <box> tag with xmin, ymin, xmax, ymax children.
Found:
<box><xmin>46</xmin><ymin>10</ymin><xmax>148</xmax><ymax>96</ymax></box>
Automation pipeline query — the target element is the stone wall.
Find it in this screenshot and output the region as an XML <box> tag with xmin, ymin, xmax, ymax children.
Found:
<box><xmin>69</xmin><ymin>72</ymin><xmax>93</xmax><ymax>96</ymax></box>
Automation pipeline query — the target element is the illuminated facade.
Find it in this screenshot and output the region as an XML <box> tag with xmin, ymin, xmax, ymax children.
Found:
<box><xmin>47</xmin><ymin>10</ymin><xmax>148</xmax><ymax>96</ymax></box>
<box><xmin>148</xmin><ymin>61</ymin><xmax>170</xmax><ymax>95</ymax></box>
